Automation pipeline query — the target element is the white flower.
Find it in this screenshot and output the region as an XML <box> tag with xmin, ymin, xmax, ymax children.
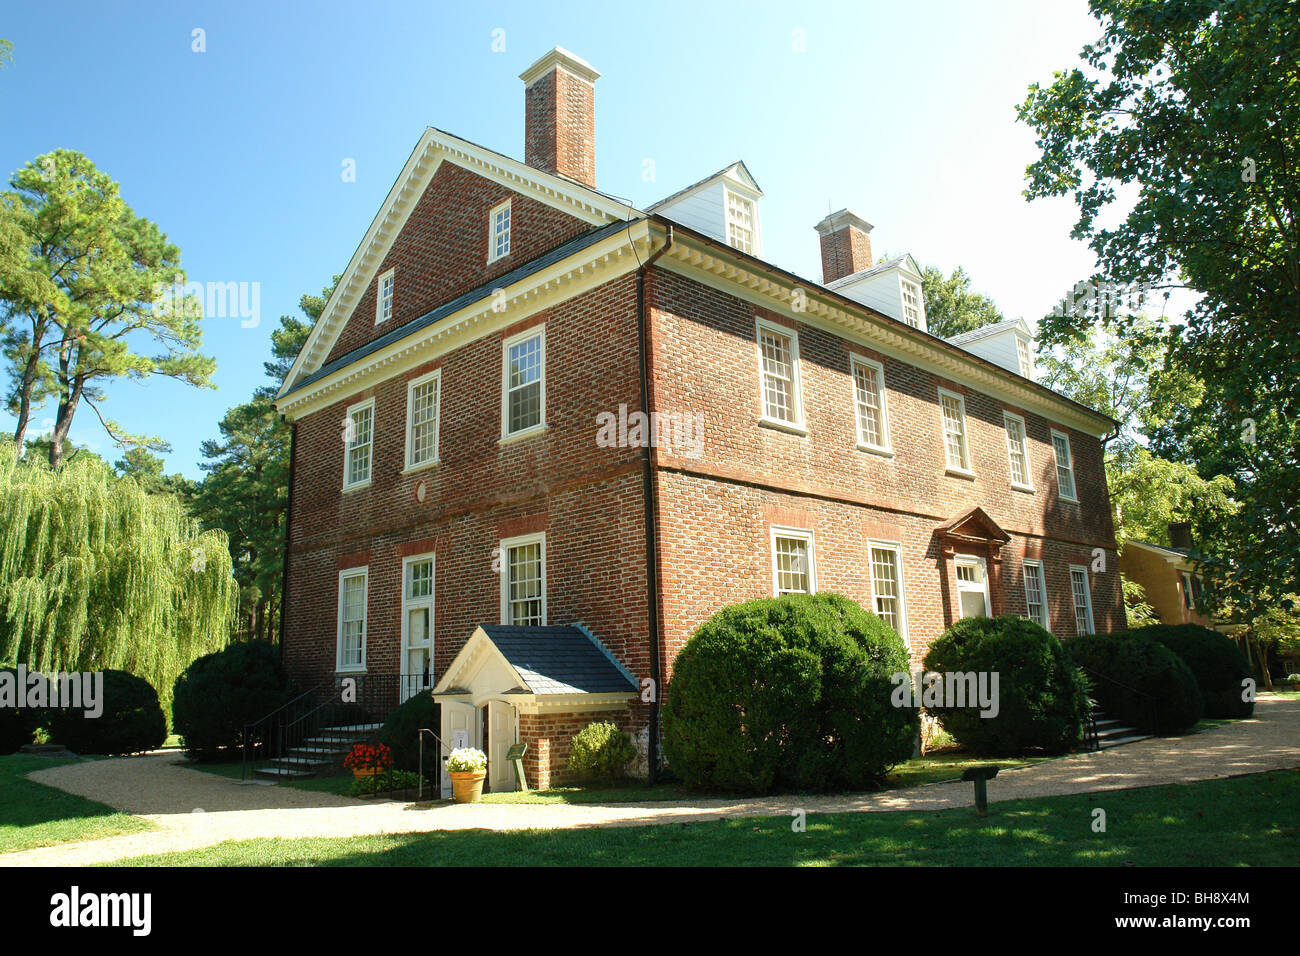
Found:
<box><xmin>447</xmin><ymin>746</ymin><xmax>487</xmax><ymax>773</ymax></box>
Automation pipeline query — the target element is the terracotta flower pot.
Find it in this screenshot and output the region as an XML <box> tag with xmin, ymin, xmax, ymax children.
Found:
<box><xmin>352</xmin><ymin>767</ymin><xmax>381</xmax><ymax>780</ymax></box>
<box><xmin>450</xmin><ymin>770</ymin><xmax>486</xmax><ymax>803</ymax></box>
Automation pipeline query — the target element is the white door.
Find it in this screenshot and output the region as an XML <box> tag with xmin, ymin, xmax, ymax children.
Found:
<box><xmin>401</xmin><ymin>556</ymin><xmax>434</xmax><ymax>701</ymax></box>
<box><xmin>440</xmin><ymin>700</ymin><xmax>476</xmax><ymax>798</ymax></box>
<box><xmin>487</xmin><ymin>700</ymin><xmax>518</xmax><ymax>792</ymax></box>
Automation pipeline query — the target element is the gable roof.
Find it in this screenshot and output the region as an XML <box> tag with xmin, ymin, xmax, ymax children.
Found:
<box><xmin>1125</xmin><ymin>539</ymin><xmax>1195</xmax><ymax>565</ymax></box>
<box><xmin>483</xmin><ymin>625</ymin><xmax>638</xmax><ymax>695</ymax></box>
<box><xmin>825</xmin><ymin>253</ymin><xmax>923</xmax><ymax>288</ymax></box>
<box><xmin>647</xmin><ymin>160</ymin><xmax>763</xmax><ymax>212</ymax></box>
<box><xmin>938</xmin><ymin>506</ymin><xmax>1012</xmax><ymax>544</ymax></box>
<box><xmin>944</xmin><ymin>316</ymin><xmax>1032</xmax><ymax>347</ymax></box>
<box><xmin>276</xmin><ymin>126</ymin><xmax>643</xmax><ymax>399</ymax></box>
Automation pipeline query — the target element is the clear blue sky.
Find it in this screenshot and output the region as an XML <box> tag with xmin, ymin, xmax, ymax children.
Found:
<box><xmin>1</xmin><ymin>0</ymin><xmax>1109</xmax><ymax>478</ymax></box>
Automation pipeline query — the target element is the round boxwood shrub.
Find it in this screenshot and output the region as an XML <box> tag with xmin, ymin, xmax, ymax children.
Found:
<box><xmin>0</xmin><ymin>663</ymin><xmax>41</xmax><ymax>754</ymax></box>
<box><xmin>662</xmin><ymin>592</ymin><xmax>918</xmax><ymax>793</ymax></box>
<box><xmin>47</xmin><ymin>670</ymin><xmax>167</xmax><ymax>755</ymax></box>
<box><xmin>377</xmin><ymin>691</ymin><xmax>440</xmax><ymax>772</ymax></box>
<box><xmin>1065</xmin><ymin>633</ymin><xmax>1202</xmax><ymax>734</ymax></box>
<box><xmin>568</xmin><ymin>720</ymin><xmax>636</xmax><ymax>781</ymax></box>
<box><xmin>172</xmin><ymin>642</ymin><xmax>290</xmax><ymax>761</ymax></box>
<box><xmin>922</xmin><ymin>616</ymin><xmax>1089</xmax><ymax>756</ymax></box>
<box><xmin>1133</xmin><ymin>624</ymin><xmax>1254</xmax><ymax>718</ymax></box>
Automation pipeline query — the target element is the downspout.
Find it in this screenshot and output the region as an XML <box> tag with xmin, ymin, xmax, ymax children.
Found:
<box><xmin>636</xmin><ymin>223</ymin><xmax>672</xmax><ymax>784</ymax></box>
<box><xmin>277</xmin><ymin>418</ymin><xmax>296</xmax><ymax>663</ymax></box>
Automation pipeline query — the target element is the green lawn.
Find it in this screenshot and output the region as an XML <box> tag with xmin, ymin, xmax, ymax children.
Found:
<box><xmin>106</xmin><ymin>769</ymin><xmax>1299</xmax><ymax>867</ymax></box>
<box><xmin>185</xmin><ymin>759</ymin><xmax>358</xmax><ymax>796</ymax></box>
<box><xmin>0</xmin><ymin>754</ymin><xmax>154</xmax><ymax>854</ymax></box>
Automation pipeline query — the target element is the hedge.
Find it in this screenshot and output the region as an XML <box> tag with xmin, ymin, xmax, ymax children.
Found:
<box><xmin>47</xmin><ymin>669</ymin><xmax>168</xmax><ymax>755</ymax></box>
<box><xmin>378</xmin><ymin>692</ymin><xmax>440</xmax><ymax>772</ymax></box>
<box><xmin>1133</xmin><ymin>624</ymin><xmax>1255</xmax><ymax>718</ymax></box>
<box><xmin>1065</xmin><ymin>633</ymin><xmax>1202</xmax><ymax>734</ymax></box>
<box><xmin>0</xmin><ymin>663</ymin><xmax>40</xmax><ymax>754</ymax></box>
<box><xmin>172</xmin><ymin>642</ymin><xmax>291</xmax><ymax>761</ymax></box>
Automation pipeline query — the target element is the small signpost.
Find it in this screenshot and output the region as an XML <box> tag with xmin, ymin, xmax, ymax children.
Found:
<box><xmin>961</xmin><ymin>765</ymin><xmax>999</xmax><ymax>817</ymax></box>
<box><xmin>506</xmin><ymin>742</ymin><xmax>529</xmax><ymax>792</ymax></box>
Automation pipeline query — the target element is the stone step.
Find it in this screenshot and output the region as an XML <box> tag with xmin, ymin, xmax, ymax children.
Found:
<box><xmin>1099</xmin><ymin>733</ymin><xmax>1152</xmax><ymax>749</ymax></box>
<box><xmin>289</xmin><ymin>746</ymin><xmax>349</xmax><ymax>758</ymax></box>
<box><xmin>271</xmin><ymin>756</ymin><xmax>333</xmax><ymax>768</ymax></box>
<box><xmin>255</xmin><ymin>766</ymin><xmax>315</xmax><ymax>779</ymax></box>
<box><xmin>321</xmin><ymin>723</ymin><xmax>383</xmax><ymax>734</ymax></box>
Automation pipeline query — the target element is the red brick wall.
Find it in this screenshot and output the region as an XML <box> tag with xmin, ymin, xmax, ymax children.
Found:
<box><xmin>322</xmin><ymin>162</ymin><xmax>592</xmax><ymax>367</ymax></box>
<box><xmin>517</xmin><ymin>704</ymin><xmax>642</xmax><ymax>790</ymax></box>
<box><xmin>523</xmin><ymin>67</ymin><xmax>596</xmax><ymax>188</ymax></box>
<box><xmin>819</xmin><ymin>225</ymin><xmax>872</xmax><ymax>282</ymax></box>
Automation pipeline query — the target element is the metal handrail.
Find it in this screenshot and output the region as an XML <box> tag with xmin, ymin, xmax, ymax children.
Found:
<box><xmin>1077</xmin><ymin>664</ymin><xmax>1161</xmax><ymax>741</ymax></box>
<box><xmin>416</xmin><ymin>727</ymin><xmax>454</xmax><ymax>801</ymax></box>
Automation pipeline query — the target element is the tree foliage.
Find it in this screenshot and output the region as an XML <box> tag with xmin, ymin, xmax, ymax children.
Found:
<box><xmin>919</xmin><ymin>263</ymin><xmax>1005</xmax><ymax>338</ymax></box>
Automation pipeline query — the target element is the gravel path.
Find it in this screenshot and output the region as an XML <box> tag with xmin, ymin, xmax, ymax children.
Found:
<box><xmin>4</xmin><ymin>695</ymin><xmax>1297</xmax><ymax>867</ymax></box>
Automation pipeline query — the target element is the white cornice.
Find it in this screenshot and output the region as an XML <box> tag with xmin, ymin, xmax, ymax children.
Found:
<box><xmin>276</xmin><ymin>127</ymin><xmax>641</xmax><ymax>400</ymax></box>
<box><xmin>519</xmin><ymin>46</ymin><xmax>601</xmax><ymax>86</ymax></box>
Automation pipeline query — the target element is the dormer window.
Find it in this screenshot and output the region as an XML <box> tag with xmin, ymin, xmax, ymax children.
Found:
<box><xmin>1017</xmin><ymin>336</ymin><xmax>1034</xmax><ymax>378</ymax></box>
<box><xmin>726</xmin><ymin>190</ymin><xmax>755</xmax><ymax>254</ymax></box>
<box><xmin>489</xmin><ymin>199</ymin><xmax>511</xmax><ymax>263</ymax></box>
<box><xmin>900</xmin><ymin>278</ymin><xmax>924</xmax><ymax>329</ymax></box>
<box><xmin>375</xmin><ymin>268</ymin><xmax>394</xmax><ymax>325</ymax></box>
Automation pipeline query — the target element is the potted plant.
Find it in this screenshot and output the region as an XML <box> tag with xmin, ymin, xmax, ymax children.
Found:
<box><xmin>446</xmin><ymin>746</ymin><xmax>487</xmax><ymax>802</ymax></box>
<box><xmin>343</xmin><ymin>742</ymin><xmax>392</xmax><ymax>780</ymax></box>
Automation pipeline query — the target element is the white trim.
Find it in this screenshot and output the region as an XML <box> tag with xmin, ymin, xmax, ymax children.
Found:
<box><xmin>1022</xmin><ymin>558</ymin><xmax>1049</xmax><ymax>630</ymax></box>
<box><xmin>1003</xmin><ymin>410</ymin><xmax>1034</xmax><ymax>491</ymax></box>
<box><xmin>1068</xmin><ymin>564</ymin><xmax>1095</xmax><ymax>635</ymax></box>
<box><xmin>755</xmin><ymin>317</ymin><xmax>804</xmax><ymax>430</ymax></box>
<box><xmin>867</xmin><ymin>539</ymin><xmax>908</xmax><ymax>646</ymax></box>
<box><xmin>336</xmin><ymin>566</ymin><xmax>369</xmax><ymax>673</ymax></box>
<box><xmin>769</xmin><ymin>526</ymin><xmax>816</xmax><ymax>596</ymax></box>
<box><xmin>955</xmin><ymin>555</ymin><xmax>992</xmax><ymax>619</ymax></box>
<box><xmin>1051</xmin><ymin>428</ymin><xmax>1078</xmax><ymax>502</ymax></box>
<box><xmin>723</xmin><ymin>184</ymin><xmax>760</xmax><ymax>256</ymax></box>
<box><xmin>341</xmin><ymin>398</ymin><xmax>375</xmax><ymax>491</ymax></box>
<box><xmin>898</xmin><ymin>275</ymin><xmax>926</xmax><ymax>332</ymax></box>
<box><xmin>375</xmin><ymin>268</ymin><xmax>395</xmax><ymax>325</ymax></box>
<box><xmin>500</xmin><ymin>532</ymin><xmax>546</xmax><ymax>626</ymax></box>
<box><xmin>501</xmin><ymin>324</ymin><xmax>546</xmax><ymax>440</ymax></box>
<box><xmin>401</xmin><ymin>553</ymin><xmax>436</xmax><ymax>698</ymax></box>
<box><xmin>487</xmin><ymin>198</ymin><xmax>512</xmax><ymax>264</ymax></box>
<box><xmin>937</xmin><ymin>387</ymin><xmax>972</xmax><ymax>474</ymax></box>
<box><xmin>850</xmin><ymin>354</ymin><xmax>892</xmax><ymax>454</ymax></box>
<box><xmin>404</xmin><ymin>368</ymin><xmax>441</xmax><ymax>471</ymax></box>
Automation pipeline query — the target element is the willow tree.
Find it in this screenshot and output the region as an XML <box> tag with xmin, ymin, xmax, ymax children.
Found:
<box><xmin>0</xmin><ymin>443</ymin><xmax>236</xmax><ymax>708</ymax></box>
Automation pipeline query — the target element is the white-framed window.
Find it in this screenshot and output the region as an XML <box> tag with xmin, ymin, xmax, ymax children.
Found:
<box><xmin>851</xmin><ymin>356</ymin><xmax>891</xmax><ymax>452</ymax></box>
<box><xmin>770</xmin><ymin>527</ymin><xmax>816</xmax><ymax>596</ymax></box>
<box><xmin>1051</xmin><ymin>428</ymin><xmax>1078</xmax><ymax>502</ymax></box>
<box><xmin>488</xmin><ymin>199</ymin><xmax>511</xmax><ymax>263</ymax></box>
<box><xmin>405</xmin><ymin>369</ymin><xmax>441</xmax><ymax>470</ymax></box>
<box><xmin>756</xmin><ymin>319</ymin><xmax>803</xmax><ymax>428</ymax></box>
<box><xmin>342</xmin><ymin>398</ymin><xmax>374</xmax><ymax>490</ymax></box>
<box><xmin>401</xmin><ymin>554</ymin><xmax>435</xmax><ymax>698</ymax></box>
<box><xmin>725</xmin><ymin>189</ymin><xmax>755</xmax><ymax>254</ymax></box>
<box><xmin>955</xmin><ymin>556</ymin><xmax>991</xmax><ymax>619</ymax></box>
<box><xmin>500</xmin><ymin>532</ymin><xmax>545</xmax><ymax>626</ymax></box>
<box><xmin>1003</xmin><ymin>411</ymin><xmax>1033</xmax><ymax>490</ymax></box>
<box><xmin>375</xmin><ymin>268</ymin><xmax>394</xmax><ymax>325</ymax></box>
<box><xmin>868</xmin><ymin>541</ymin><xmax>908</xmax><ymax>642</ymax></box>
<box><xmin>336</xmin><ymin>567</ymin><xmax>368</xmax><ymax>672</ymax></box>
<box><xmin>900</xmin><ymin>278</ymin><xmax>925</xmax><ymax>330</ymax></box>
<box><xmin>1180</xmin><ymin>571</ymin><xmax>1203</xmax><ymax>610</ymax></box>
<box><xmin>1022</xmin><ymin>559</ymin><xmax>1049</xmax><ymax>629</ymax></box>
<box><xmin>938</xmin><ymin>388</ymin><xmax>971</xmax><ymax>473</ymax></box>
<box><xmin>502</xmin><ymin>326</ymin><xmax>545</xmax><ymax>439</ymax></box>
<box><xmin>1069</xmin><ymin>565</ymin><xmax>1095</xmax><ymax>635</ymax></box>
<box><xmin>1017</xmin><ymin>336</ymin><xmax>1034</xmax><ymax>378</ymax></box>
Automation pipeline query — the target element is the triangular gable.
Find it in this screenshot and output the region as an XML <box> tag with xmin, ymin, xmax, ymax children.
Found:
<box><xmin>431</xmin><ymin>626</ymin><xmax>529</xmax><ymax>697</ymax></box>
<box><xmin>938</xmin><ymin>506</ymin><xmax>1012</xmax><ymax>544</ymax></box>
<box><xmin>277</xmin><ymin>127</ymin><xmax>642</xmax><ymax>398</ymax></box>
<box><xmin>647</xmin><ymin>160</ymin><xmax>763</xmax><ymax>211</ymax></box>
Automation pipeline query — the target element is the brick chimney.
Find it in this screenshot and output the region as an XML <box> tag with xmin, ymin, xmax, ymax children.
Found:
<box><xmin>1168</xmin><ymin>521</ymin><xmax>1194</xmax><ymax>550</ymax></box>
<box><xmin>814</xmin><ymin>209</ymin><xmax>874</xmax><ymax>283</ymax></box>
<box><xmin>520</xmin><ymin>47</ymin><xmax>599</xmax><ymax>188</ymax></box>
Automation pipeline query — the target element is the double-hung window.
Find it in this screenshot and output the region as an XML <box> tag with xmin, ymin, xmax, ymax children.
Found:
<box><xmin>489</xmin><ymin>200</ymin><xmax>511</xmax><ymax>262</ymax></box>
<box><xmin>1017</xmin><ymin>337</ymin><xmax>1034</xmax><ymax>378</ymax></box>
<box><xmin>401</xmin><ymin>555</ymin><xmax>434</xmax><ymax>698</ymax></box>
<box><xmin>337</xmin><ymin>567</ymin><xmax>368</xmax><ymax>671</ymax></box>
<box><xmin>771</xmin><ymin>528</ymin><xmax>815</xmax><ymax>595</ymax></box>
<box><xmin>1003</xmin><ymin>412</ymin><xmax>1033</xmax><ymax>489</ymax></box>
<box><xmin>1022</xmin><ymin>559</ymin><xmax>1049</xmax><ymax>629</ymax></box>
<box><xmin>1069</xmin><ymin>565</ymin><xmax>1095</xmax><ymax>635</ymax></box>
<box><xmin>726</xmin><ymin>190</ymin><xmax>755</xmax><ymax>253</ymax></box>
<box><xmin>955</xmin><ymin>556</ymin><xmax>991</xmax><ymax>619</ymax></box>
<box><xmin>938</xmin><ymin>388</ymin><xmax>971</xmax><ymax>473</ymax></box>
<box><xmin>343</xmin><ymin>399</ymin><xmax>374</xmax><ymax>490</ymax></box>
<box><xmin>375</xmin><ymin>268</ymin><xmax>394</xmax><ymax>324</ymax></box>
<box><xmin>502</xmin><ymin>327</ymin><xmax>544</xmax><ymax>438</ymax></box>
<box><xmin>501</xmin><ymin>533</ymin><xmax>545</xmax><ymax>626</ymax></box>
<box><xmin>851</xmin><ymin>356</ymin><xmax>891</xmax><ymax>452</ymax></box>
<box><xmin>405</xmin><ymin>370</ymin><xmax>441</xmax><ymax>469</ymax></box>
<box><xmin>1051</xmin><ymin>429</ymin><xmax>1078</xmax><ymax>501</ymax></box>
<box><xmin>756</xmin><ymin>319</ymin><xmax>802</xmax><ymax>428</ymax></box>
<box><xmin>868</xmin><ymin>541</ymin><xmax>907</xmax><ymax>643</ymax></box>
<box><xmin>900</xmin><ymin>278</ymin><xmax>924</xmax><ymax>329</ymax></box>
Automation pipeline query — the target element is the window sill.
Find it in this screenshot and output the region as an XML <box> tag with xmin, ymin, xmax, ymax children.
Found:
<box><xmin>499</xmin><ymin>423</ymin><xmax>548</xmax><ymax>446</ymax></box>
<box><xmin>758</xmin><ymin>417</ymin><xmax>809</xmax><ymax>437</ymax></box>
<box><xmin>1058</xmin><ymin>495</ymin><xmax>1080</xmax><ymax>505</ymax></box>
<box><xmin>857</xmin><ymin>442</ymin><xmax>895</xmax><ymax>459</ymax></box>
<box><xmin>336</xmin><ymin>666</ymin><xmax>367</xmax><ymax>675</ymax></box>
<box><xmin>341</xmin><ymin>479</ymin><xmax>372</xmax><ymax>493</ymax></box>
<box><xmin>401</xmin><ymin>459</ymin><xmax>441</xmax><ymax>476</ymax></box>
<box><xmin>1011</xmin><ymin>482</ymin><xmax>1035</xmax><ymax>493</ymax></box>
<box><xmin>944</xmin><ymin>466</ymin><xmax>976</xmax><ymax>480</ymax></box>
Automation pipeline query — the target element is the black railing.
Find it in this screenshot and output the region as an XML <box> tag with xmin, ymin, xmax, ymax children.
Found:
<box><xmin>1078</xmin><ymin>665</ymin><xmax>1160</xmax><ymax>747</ymax></box>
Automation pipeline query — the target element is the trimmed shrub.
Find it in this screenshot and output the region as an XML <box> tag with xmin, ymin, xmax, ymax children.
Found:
<box><xmin>568</xmin><ymin>721</ymin><xmax>636</xmax><ymax>781</ymax></box>
<box><xmin>663</xmin><ymin>592</ymin><xmax>918</xmax><ymax>793</ymax></box>
<box><xmin>0</xmin><ymin>663</ymin><xmax>41</xmax><ymax>754</ymax></box>
<box><xmin>171</xmin><ymin>642</ymin><xmax>290</xmax><ymax>761</ymax></box>
<box><xmin>923</xmin><ymin>616</ymin><xmax>1089</xmax><ymax>756</ymax></box>
<box><xmin>1065</xmin><ymin>633</ymin><xmax>1202</xmax><ymax>734</ymax></box>
<box><xmin>1134</xmin><ymin>624</ymin><xmax>1254</xmax><ymax>718</ymax></box>
<box><xmin>378</xmin><ymin>691</ymin><xmax>440</xmax><ymax>772</ymax></box>
<box><xmin>47</xmin><ymin>670</ymin><xmax>168</xmax><ymax>755</ymax></box>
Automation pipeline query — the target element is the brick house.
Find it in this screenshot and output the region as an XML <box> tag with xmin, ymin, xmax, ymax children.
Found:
<box><xmin>272</xmin><ymin>47</ymin><xmax>1123</xmax><ymax>792</ymax></box>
